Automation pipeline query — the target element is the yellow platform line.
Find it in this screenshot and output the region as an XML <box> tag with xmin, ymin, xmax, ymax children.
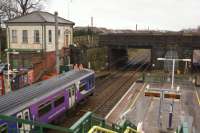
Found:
<box><xmin>195</xmin><ymin>86</ymin><xmax>200</xmax><ymax>106</ymax></box>
<box><xmin>129</xmin><ymin>83</ymin><xmax>146</xmax><ymax>109</ymax></box>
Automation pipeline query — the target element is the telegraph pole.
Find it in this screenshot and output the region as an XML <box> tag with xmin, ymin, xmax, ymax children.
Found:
<box><xmin>55</xmin><ymin>12</ymin><xmax>59</xmax><ymax>74</ymax></box>
<box><xmin>91</xmin><ymin>16</ymin><xmax>94</xmax><ymax>46</ymax></box>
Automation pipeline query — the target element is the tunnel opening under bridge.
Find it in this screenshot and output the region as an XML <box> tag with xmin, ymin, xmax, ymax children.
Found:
<box><xmin>108</xmin><ymin>48</ymin><xmax>151</xmax><ymax>69</ymax></box>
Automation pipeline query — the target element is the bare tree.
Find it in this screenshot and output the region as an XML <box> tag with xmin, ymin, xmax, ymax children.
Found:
<box><xmin>0</xmin><ymin>0</ymin><xmax>18</xmax><ymax>20</ymax></box>
<box><xmin>16</xmin><ymin>0</ymin><xmax>43</xmax><ymax>16</ymax></box>
<box><xmin>0</xmin><ymin>0</ymin><xmax>44</xmax><ymax>20</ymax></box>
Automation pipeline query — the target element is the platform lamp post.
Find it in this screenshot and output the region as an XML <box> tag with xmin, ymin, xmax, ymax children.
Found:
<box><xmin>157</xmin><ymin>58</ymin><xmax>191</xmax><ymax>89</ymax></box>
<box><xmin>157</xmin><ymin>58</ymin><xmax>191</xmax><ymax>129</ymax></box>
<box><xmin>5</xmin><ymin>49</ymin><xmax>19</xmax><ymax>91</ymax></box>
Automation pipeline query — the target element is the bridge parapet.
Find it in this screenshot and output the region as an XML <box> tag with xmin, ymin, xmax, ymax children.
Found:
<box><xmin>99</xmin><ymin>33</ymin><xmax>200</xmax><ymax>70</ymax></box>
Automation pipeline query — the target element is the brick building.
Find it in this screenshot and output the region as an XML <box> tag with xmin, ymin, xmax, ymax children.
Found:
<box><xmin>6</xmin><ymin>11</ymin><xmax>75</xmax><ymax>81</ymax></box>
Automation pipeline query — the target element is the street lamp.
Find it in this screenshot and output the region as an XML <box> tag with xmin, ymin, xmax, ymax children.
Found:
<box><xmin>5</xmin><ymin>49</ymin><xmax>19</xmax><ymax>91</ymax></box>
<box><xmin>157</xmin><ymin>58</ymin><xmax>191</xmax><ymax>89</ymax></box>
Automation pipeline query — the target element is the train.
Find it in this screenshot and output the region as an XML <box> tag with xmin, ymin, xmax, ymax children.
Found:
<box><xmin>0</xmin><ymin>68</ymin><xmax>95</xmax><ymax>132</ymax></box>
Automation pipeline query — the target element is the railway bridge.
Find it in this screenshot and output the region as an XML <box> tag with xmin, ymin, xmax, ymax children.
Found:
<box><xmin>99</xmin><ymin>32</ymin><xmax>200</xmax><ymax>70</ymax></box>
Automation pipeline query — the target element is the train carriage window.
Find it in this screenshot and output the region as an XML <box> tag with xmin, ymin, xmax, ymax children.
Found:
<box><xmin>17</xmin><ymin>115</ymin><xmax>23</xmax><ymax>129</ymax></box>
<box><xmin>79</xmin><ymin>83</ymin><xmax>87</xmax><ymax>92</ymax></box>
<box><xmin>24</xmin><ymin>112</ymin><xmax>29</xmax><ymax>120</ymax></box>
<box><xmin>54</xmin><ymin>96</ymin><xmax>65</xmax><ymax>107</ymax></box>
<box><xmin>38</xmin><ymin>101</ymin><xmax>52</xmax><ymax>117</ymax></box>
<box><xmin>0</xmin><ymin>123</ymin><xmax>8</xmax><ymax>133</ymax></box>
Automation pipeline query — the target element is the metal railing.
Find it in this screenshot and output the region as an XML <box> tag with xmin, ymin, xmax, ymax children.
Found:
<box><xmin>124</xmin><ymin>127</ymin><xmax>139</xmax><ymax>133</ymax></box>
<box><xmin>0</xmin><ymin>112</ymin><xmax>123</xmax><ymax>133</ymax></box>
<box><xmin>88</xmin><ymin>126</ymin><xmax>117</xmax><ymax>133</ymax></box>
<box><xmin>0</xmin><ymin>114</ymin><xmax>73</xmax><ymax>133</ymax></box>
<box><xmin>0</xmin><ymin>111</ymin><xmax>189</xmax><ymax>133</ymax></box>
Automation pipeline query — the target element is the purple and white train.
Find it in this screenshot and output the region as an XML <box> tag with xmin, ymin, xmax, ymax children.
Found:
<box><xmin>0</xmin><ymin>68</ymin><xmax>95</xmax><ymax>132</ymax></box>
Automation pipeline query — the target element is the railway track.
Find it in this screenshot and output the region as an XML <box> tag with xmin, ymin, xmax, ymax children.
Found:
<box><xmin>94</xmin><ymin>51</ymin><xmax>150</xmax><ymax>93</ymax></box>
<box><xmin>48</xmin><ymin>53</ymin><xmax>151</xmax><ymax>131</ymax></box>
<box><xmin>94</xmin><ymin>62</ymin><xmax>150</xmax><ymax>117</ymax></box>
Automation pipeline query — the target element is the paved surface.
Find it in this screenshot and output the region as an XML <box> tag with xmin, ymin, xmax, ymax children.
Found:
<box><xmin>105</xmin><ymin>83</ymin><xmax>145</xmax><ymax>124</ymax></box>
<box><xmin>106</xmin><ymin>75</ymin><xmax>200</xmax><ymax>133</ymax></box>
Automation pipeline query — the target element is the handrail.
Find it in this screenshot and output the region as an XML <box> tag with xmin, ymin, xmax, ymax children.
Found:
<box><xmin>124</xmin><ymin>127</ymin><xmax>139</xmax><ymax>133</ymax></box>
<box><xmin>0</xmin><ymin>114</ymin><xmax>73</xmax><ymax>133</ymax></box>
<box><xmin>88</xmin><ymin>126</ymin><xmax>118</xmax><ymax>133</ymax></box>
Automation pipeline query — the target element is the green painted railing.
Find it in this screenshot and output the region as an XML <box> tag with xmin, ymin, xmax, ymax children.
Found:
<box><xmin>0</xmin><ymin>112</ymin><xmax>137</xmax><ymax>133</ymax></box>
<box><xmin>0</xmin><ymin>112</ymin><xmax>189</xmax><ymax>133</ymax></box>
<box><xmin>0</xmin><ymin>114</ymin><xmax>73</xmax><ymax>133</ymax></box>
<box><xmin>70</xmin><ymin>112</ymin><xmax>137</xmax><ymax>133</ymax></box>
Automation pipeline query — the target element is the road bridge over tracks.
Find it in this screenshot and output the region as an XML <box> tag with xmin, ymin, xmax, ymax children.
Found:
<box><xmin>99</xmin><ymin>32</ymin><xmax>200</xmax><ymax>70</ymax></box>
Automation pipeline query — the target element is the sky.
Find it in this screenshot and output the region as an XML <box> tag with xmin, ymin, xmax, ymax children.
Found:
<box><xmin>46</xmin><ymin>0</ymin><xmax>200</xmax><ymax>31</ymax></box>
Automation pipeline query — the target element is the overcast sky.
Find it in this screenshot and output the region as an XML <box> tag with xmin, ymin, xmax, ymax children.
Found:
<box><xmin>46</xmin><ymin>0</ymin><xmax>200</xmax><ymax>31</ymax></box>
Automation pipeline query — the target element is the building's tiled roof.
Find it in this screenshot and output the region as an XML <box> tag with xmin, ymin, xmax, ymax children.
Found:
<box><xmin>6</xmin><ymin>11</ymin><xmax>75</xmax><ymax>25</ymax></box>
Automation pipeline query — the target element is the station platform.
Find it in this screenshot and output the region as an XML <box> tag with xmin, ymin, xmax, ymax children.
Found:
<box><xmin>104</xmin><ymin>76</ymin><xmax>199</xmax><ymax>133</ymax></box>
<box><xmin>105</xmin><ymin>83</ymin><xmax>145</xmax><ymax>124</ymax></box>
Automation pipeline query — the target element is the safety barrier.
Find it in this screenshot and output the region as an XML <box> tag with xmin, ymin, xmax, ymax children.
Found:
<box><xmin>0</xmin><ymin>114</ymin><xmax>73</xmax><ymax>133</ymax></box>
<box><xmin>88</xmin><ymin>126</ymin><xmax>117</xmax><ymax>133</ymax></box>
<box><xmin>0</xmin><ymin>111</ymin><xmax>188</xmax><ymax>133</ymax></box>
<box><xmin>0</xmin><ymin>112</ymin><xmax>137</xmax><ymax>133</ymax></box>
<box><xmin>70</xmin><ymin>112</ymin><xmax>137</xmax><ymax>133</ymax></box>
<box><xmin>124</xmin><ymin>127</ymin><xmax>139</xmax><ymax>133</ymax></box>
<box><xmin>88</xmin><ymin>126</ymin><xmax>139</xmax><ymax>133</ymax></box>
